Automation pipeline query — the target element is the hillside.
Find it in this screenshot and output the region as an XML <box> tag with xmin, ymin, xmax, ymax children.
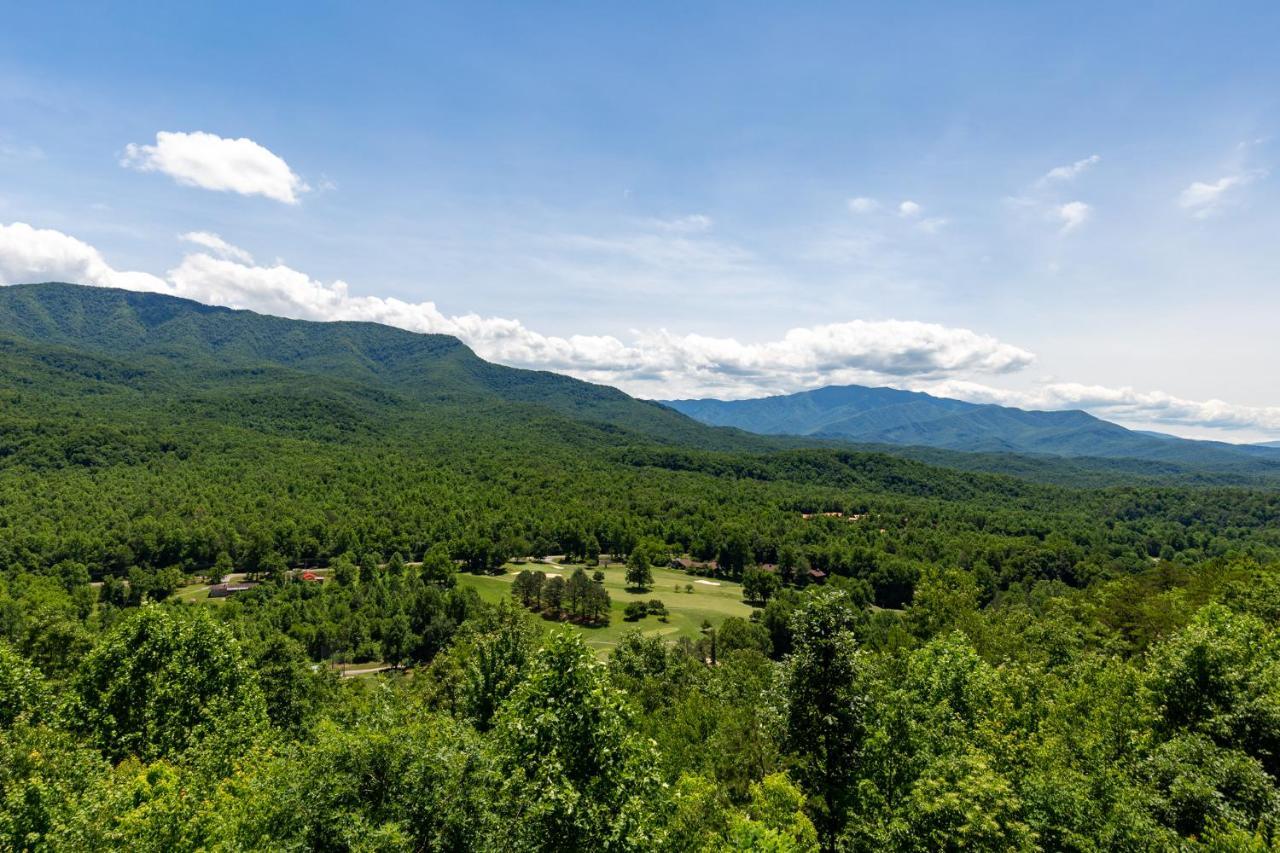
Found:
<box><xmin>5</xmin><ymin>282</ymin><xmax>1278</xmax><ymax>490</ymax></box>
<box><xmin>0</xmin><ymin>282</ymin><xmax>761</xmax><ymax>451</ymax></box>
<box><xmin>663</xmin><ymin>383</ymin><xmax>1280</xmax><ymax>476</ymax></box>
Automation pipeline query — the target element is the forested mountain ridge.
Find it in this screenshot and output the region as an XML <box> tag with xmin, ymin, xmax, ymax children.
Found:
<box><xmin>0</xmin><ymin>282</ymin><xmax>758</xmax><ymax>450</ymax></box>
<box><xmin>664</xmin><ymin>382</ymin><xmax>1280</xmax><ymax>474</ymax></box>
<box><xmin>7</xmin><ymin>282</ymin><xmax>1275</xmax><ymax>488</ymax></box>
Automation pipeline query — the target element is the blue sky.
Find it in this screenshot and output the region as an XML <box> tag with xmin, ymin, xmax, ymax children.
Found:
<box><xmin>2</xmin><ymin>2</ymin><xmax>1279</xmax><ymax>439</ymax></box>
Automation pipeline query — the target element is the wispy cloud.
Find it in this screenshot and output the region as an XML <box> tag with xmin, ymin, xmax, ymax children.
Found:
<box><xmin>1010</xmin><ymin>155</ymin><xmax>1099</xmax><ymax>233</ymax></box>
<box><xmin>644</xmin><ymin>213</ymin><xmax>713</xmax><ymax>233</ymax></box>
<box><xmin>1036</xmin><ymin>154</ymin><xmax>1100</xmax><ymax>187</ymax></box>
<box><xmin>1179</xmin><ymin>172</ymin><xmax>1262</xmax><ymax>218</ymax></box>
<box><xmin>847</xmin><ymin>196</ymin><xmax>879</xmax><ymax>214</ymax></box>
<box><xmin>122</xmin><ymin>131</ymin><xmax>309</xmax><ymax>204</ymax></box>
<box><xmin>897</xmin><ymin>200</ymin><xmax>922</xmax><ymax>218</ymax></box>
<box><xmin>179</xmin><ymin>231</ymin><xmax>253</xmax><ymax>263</ymax></box>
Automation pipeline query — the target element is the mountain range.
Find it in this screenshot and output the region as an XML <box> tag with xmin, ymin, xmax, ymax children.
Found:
<box><xmin>4</xmin><ymin>282</ymin><xmax>1280</xmax><ymax>488</ymax></box>
<box><xmin>662</xmin><ymin>384</ymin><xmax>1280</xmax><ymax>475</ymax></box>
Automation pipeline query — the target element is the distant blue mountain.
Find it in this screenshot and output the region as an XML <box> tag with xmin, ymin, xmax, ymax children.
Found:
<box><xmin>662</xmin><ymin>384</ymin><xmax>1280</xmax><ymax>474</ymax></box>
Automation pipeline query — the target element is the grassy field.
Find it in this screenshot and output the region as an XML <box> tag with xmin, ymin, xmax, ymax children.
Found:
<box><xmin>457</xmin><ymin>561</ymin><xmax>757</xmax><ymax>656</ymax></box>
<box><xmin>172</xmin><ymin>562</ymin><xmax>756</xmax><ymax>658</ymax></box>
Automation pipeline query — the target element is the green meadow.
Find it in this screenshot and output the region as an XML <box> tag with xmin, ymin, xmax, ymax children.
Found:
<box><xmin>457</xmin><ymin>561</ymin><xmax>756</xmax><ymax>656</ymax></box>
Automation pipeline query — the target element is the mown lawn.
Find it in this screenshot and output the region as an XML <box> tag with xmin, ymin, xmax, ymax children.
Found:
<box><xmin>456</xmin><ymin>561</ymin><xmax>757</xmax><ymax>656</ymax></box>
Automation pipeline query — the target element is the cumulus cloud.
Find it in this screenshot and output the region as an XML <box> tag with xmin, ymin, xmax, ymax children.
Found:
<box><xmin>6</xmin><ymin>220</ymin><xmax>1280</xmax><ymax>436</ymax></box>
<box><xmin>1</xmin><ymin>220</ymin><xmax>1034</xmax><ymax>400</ymax></box>
<box><xmin>897</xmin><ymin>200</ymin><xmax>922</xmax><ymax>218</ymax></box>
<box><xmin>1056</xmin><ymin>201</ymin><xmax>1090</xmax><ymax>233</ymax></box>
<box><xmin>162</xmin><ymin>253</ymin><xmax>1035</xmax><ymax>396</ymax></box>
<box><xmin>179</xmin><ymin>231</ymin><xmax>253</xmax><ymax>263</ymax></box>
<box><xmin>847</xmin><ymin>197</ymin><xmax>879</xmax><ymax>214</ymax></box>
<box><xmin>0</xmin><ymin>222</ymin><xmax>168</xmax><ymax>292</ymax></box>
<box><xmin>122</xmin><ymin>131</ymin><xmax>309</xmax><ymax>204</ymax></box>
<box><xmin>1179</xmin><ymin>173</ymin><xmax>1257</xmax><ymax>218</ymax></box>
<box><xmin>1037</xmin><ymin>154</ymin><xmax>1100</xmax><ymax>186</ymax></box>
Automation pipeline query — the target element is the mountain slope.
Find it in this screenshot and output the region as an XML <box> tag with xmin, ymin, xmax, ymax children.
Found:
<box><xmin>663</xmin><ymin>384</ymin><xmax>1280</xmax><ymax>474</ymax></box>
<box><xmin>0</xmin><ymin>282</ymin><xmax>761</xmax><ymax>450</ymax></box>
<box><xmin>6</xmin><ymin>283</ymin><xmax>1278</xmax><ymax>488</ymax></box>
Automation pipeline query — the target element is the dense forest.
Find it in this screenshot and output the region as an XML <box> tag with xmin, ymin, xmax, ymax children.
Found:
<box><xmin>5</xmin><ymin>283</ymin><xmax>1280</xmax><ymax>850</ymax></box>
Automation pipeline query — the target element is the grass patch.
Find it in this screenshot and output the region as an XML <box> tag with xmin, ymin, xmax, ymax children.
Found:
<box><xmin>457</xmin><ymin>562</ymin><xmax>757</xmax><ymax>656</ymax></box>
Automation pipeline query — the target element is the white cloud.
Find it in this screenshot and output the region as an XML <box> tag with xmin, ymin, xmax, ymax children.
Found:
<box><xmin>162</xmin><ymin>253</ymin><xmax>1035</xmax><ymax>397</ymax></box>
<box><xmin>1056</xmin><ymin>201</ymin><xmax>1090</xmax><ymax>233</ymax></box>
<box><xmin>1037</xmin><ymin>154</ymin><xmax>1100</xmax><ymax>186</ymax></box>
<box><xmin>179</xmin><ymin>231</ymin><xmax>253</xmax><ymax>263</ymax></box>
<box><xmin>1</xmin><ymin>221</ymin><xmax>1034</xmax><ymax>401</ymax></box>
<box><xmin>122</xmin><ymin>131</ymin><xmax>309</xmax><ymax>204</ymax></box>
<box><xmin>925</xmin><ymin>379</ymin><xmax>1280</xmax><ymax>435</ymax></box>
<box><xmin>847</xmin><ymin>197</ymin><xmax>879</xmax><ymax>214</ymax></box>
<box><xmin>898</xmin><ymin>200</ymin><xmax>922</xmax><ymax>217</ymax></box>
<box><xmin>1178</xmin><ymin>173</ymin><xmax>1256</xmax><ymax>218</ymax></box>
<box><xmin>0</xmin><ymin>221</ymin><xmax>168</xmax><ymax>292</ymax></box>
<box><xmin>917</xmin><ymin>217</ymin><xmax>948</xmax><ymax>234</ymax></box>
<box><xmin>647</xmin><ymin>214</ymin><xmax>713</xmax><ymax>233</ymax></box>
<box><xmin>9</xmin><ymin>221</ymin><xmax>1279</xmax><ymax>437</ymax></box>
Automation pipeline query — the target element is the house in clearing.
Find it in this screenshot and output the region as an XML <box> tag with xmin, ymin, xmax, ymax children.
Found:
<box><xmin>209</xmin><ymin>582</ymin><xmax>257</xmax><ymax>598</ymax></box>
<box><xmin>670</xmin><ymin>556</ymin><xmax>719</xmax><ymax>573</ymax></box>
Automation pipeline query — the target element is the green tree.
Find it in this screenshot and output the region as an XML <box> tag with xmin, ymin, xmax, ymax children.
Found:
<box><xmin>251</xmin><ymin>633</ymin><xmax>334</xmax><ymax>733</ymax></box>
<box><xmin>727</xmin><ymin>773</ymin><xmax>820</xmax><ymax>852</ymax></box>
<box><xmin>898</xmin><ymin>751</ymin><xmax>1035</xmax><ymax>852</ymax></box>
<box><xmin>718</xmin><ymin>616</ymin><xmax>772</xmax><ymax>656</ymax></box>
<box><xmin>260</xmin><ymin>551</ymin><xmax>289</xmax><ymax>584</ymax></box>
<box><xmin>626</xmin><ymin>550</ymin><xmax>654</xmax><ymax>591</ymax></box>
<box><xmin>566</xmin><ymin>568</ymin><xmax>593</xmax><ymax>619</ymax></box>
<box><xmin>744</xmin><ymin>566</ymin><xmax>780</xmax><ymax>604</ymax></box>
<box><xmin>331</xmin><ymin>553</ymin><xmax>359</xmax><ymax>587</ymax></box>
<box><xmin>209</xmin><ymin>550</ymin><xmax>233</xmax><ymax>585</ymax></box>
<box><xmin>543</xmin><ymin>575</ymin><xmax>566</xmax><ymax>614</ymax></box>
<box><xmin>420</xmin><ymin>543</ymin><xmax>457</xmax><ymax>587</ymax></box>
<box><xmin>382</xmin><ymin>612</ymin><xmax>411</xmax><ymax>669</ymax></box>
<box><xmin>68</xmin><ymin>604</ymin><xmax>267</xmax><ymax>761</ymax></box>
<box><xmin>490</xmin><ymin>631</ymin><xmax>665</xmax><ymax>850</ymax></box>
<box><xmin>456</xmin><ymin>602</ymin><xmax>537</xmax><ymax>730</ymax></box>
<box><xmin>775</xmin><ymin>589</ymin><xmax>867</xmax><ymax>847</ymax></box>
<box><xmin>0</xmin><ymin>641</ymin><xmax>49</xmax><ymax>727</ymax></box>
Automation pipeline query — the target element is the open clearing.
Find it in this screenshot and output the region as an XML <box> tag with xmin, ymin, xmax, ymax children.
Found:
<box><xmin>456</xmin><ymin>562</ymin><xmax>757</xmax><ymax>656</ymax></box>
<box><xmin>173</xmin><ymin>562</ymin><xmax>757</xmax><ymax>659</ymax></box>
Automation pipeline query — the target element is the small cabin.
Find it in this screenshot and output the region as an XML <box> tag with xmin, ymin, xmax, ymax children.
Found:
<box><xmin>209</xmin><ymin>582</ymin><xmax>257</xmax><ymax>598</ymax></box>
